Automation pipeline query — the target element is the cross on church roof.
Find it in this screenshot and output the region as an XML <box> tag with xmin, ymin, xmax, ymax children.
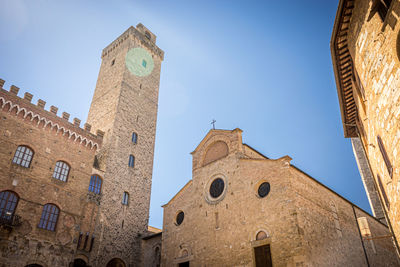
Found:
<box><xmin>211</xmin><ymin>119</ymin><xmax>216</xmax><ymax>130</ymax></box>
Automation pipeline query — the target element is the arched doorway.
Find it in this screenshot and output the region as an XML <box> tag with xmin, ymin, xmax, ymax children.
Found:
<box><xmin>106</xmin><ymin>258</ymin><xmax>126</xmax><ymax>267</ymax></box>
<box><xmin>25</xmin><ymin>265</ymin><xmax>43</xmax><ymax>267</ymax></box>
<box><xmin>73</xmin><ymin>258</ymin><xmax>87</xmax><ymax>267</ymax></box>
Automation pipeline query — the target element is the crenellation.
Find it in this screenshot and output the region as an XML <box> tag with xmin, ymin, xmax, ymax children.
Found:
<box><xmin>10</xmin><ymin>85</ymin><xmax>19</xmax><ymax>95</ymax></box>
<box><xmin>96</xmin><ymin>129</ymin><xmax>104</xmax><ymax>139</ymax></box>
<box><xmin>73</xmin><ymin>118</ymin><xmax>81</xmax><ymax>127</ymax></box>
<box><xmin>50</xmin><ymin>105</ymin><xmax>58</xmax><ymax>115</ymax></box>
<box><xmin>37</xmin><ymin>99</ymin><xmax>46</xmax><ymax>109</ymax></box>
<box><xmin>101</xmin><ymin>24</ymin><xmax>164</xmax><ymax>60</ymax></box>
<box><xmin>62</xmin><ymin>111</ymin><xmax>70</xmax><ymax>121</ymax></box>
<box><xmin>0</xmin><ymin>79</ymin><xmax>5</xmax><ymax>88</ymax></box>
<box><xmin>24</xmin><ymin>92</ymin><xmax>33</xmax><ymax>102</ymax></box>
<box><xmin>84</xmin><ymin>123</ymin><xmax>92</xmax><ymax>132</ymax></box>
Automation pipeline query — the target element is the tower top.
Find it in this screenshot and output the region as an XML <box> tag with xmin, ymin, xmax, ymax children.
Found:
<box><xmin>101</xmin><ymin>23</ymin><xmax>164</xmax><ymax>60</ymax></box>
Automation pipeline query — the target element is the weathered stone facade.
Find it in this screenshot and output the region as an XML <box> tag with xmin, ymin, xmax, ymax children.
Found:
<box><xmin>331</xmin><ymin>0</ymin><xmax>400</xmax><ymax>253</ymax></box>
<box><xmin>161</xmin><ymin>129</ymin><xmax>399</xmax><ymax>266</ymax></box>
<box><xmin>0</xmin><ymin>23</ymin><xmax>163</xmax><ymax>267</ymax></box>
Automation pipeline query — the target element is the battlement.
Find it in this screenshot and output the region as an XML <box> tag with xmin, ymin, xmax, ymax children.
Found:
<box><xmin>101</xmin><ymin>24</ymin><xmax>164</xmax><ymax>60</ymax></box>
<box><xmin>0</xmin><ymin>78</ymin><xmax>103</xmax><ymax>150</ymax></box>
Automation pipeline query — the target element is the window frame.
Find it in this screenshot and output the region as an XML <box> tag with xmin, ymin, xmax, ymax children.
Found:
<box><xmin>122</xmin><ymin>192</ymin><xmax>129</xmax><ymax>205</ymax></box>
<box><xmin>52</xmin><ymin>161</ymin><xmax>70</xmax><ymax>182</ymax></box>
<box><xmin>38</xmin><ymin>203</ymin><xmax>60</xmax><ymax>231</ymax></box>
<box><xmin>128</xmin><ymin>155</ymin><xmax>135</xmax><ymax>168</ymax></box>
<box><xmin>88</xmin><ymin>175</ymin><xmax>103</xmax><ymax>195</ymax></box>
<box><xmin>132</xmin><ymin>132</ymin><xmax>138</xmax><ymax>144</ymax></box>
<box><xmin>0</xmin><ymin>190</ymin><xmax>19</xmax><ymax>219</ymax></box>
<box><xmin>377</xmin><ymin>174</ymin><xmax>390</xmax><ymax>210</ymax></box>
<box><xmin>12</xmin><ymin>145</ymin><xmax>34</xmax><ymax>168</ymax></box>
<box><xmin>377</xmin><ymin>135</ymin><xmax>393</xmax><ymax>178</ymax></box>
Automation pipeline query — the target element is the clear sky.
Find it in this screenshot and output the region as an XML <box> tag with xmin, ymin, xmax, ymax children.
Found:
<box><xmin>0</xmin><ymin>0</ymin><xmax>371</xmax><ymax>229</ymax></box>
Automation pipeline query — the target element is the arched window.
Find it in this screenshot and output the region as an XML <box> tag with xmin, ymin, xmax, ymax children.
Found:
<box><xmin>52</xmin><ymin>161</ymin><xmax>70</xmax><ymax>182</ymax></box>
<box><xmin>128</xmin><ymin>155</ymin><xmax>135</xmax><ymax>168</ymax></box>
<box><xmin>12</xmin><ymin>145</ymin><xmax>34</xmax><ymax>168</ymax></box>
<box><xmin>38</xmin><ymin>204</ymin><xmax>59</xmax><ymax>231</ymax></box>
<box><xmin>122</xmin><ymin>192</ymin><xmax>129</xmax><ymax>205</ymax></box>
<box><xmin>0</xmin><ymin>190</ymin><xmax>19</xmax><ymax>219</ymax></box>
<box><xmin>89</xmin><ymin>175</ymin><xmax>102</xmax><ymax>194</ymax></box>
<box><xmin>132</xmin><ymin>132</ymin><xmax>138</xmax><ymax>144</ymax></box>
<box><xmin>256</xmin><ymin>230</ymin><xmax>268</xmax><ymax>240</ymax></box>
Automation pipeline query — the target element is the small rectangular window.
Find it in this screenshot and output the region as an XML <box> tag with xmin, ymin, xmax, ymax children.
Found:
<box><xmin>122</xmin><ymin>192</ymin><xmax>129</xmax><ymax>205</ymax></box>
<box><xmin>377</xmin><ymin>135</ymin><xmax>393</xmax><ymax>178</ymax></box>
<box><xmin>128</xmin><ymin>155</ymin><xmax>135</xmax><ymax>168</ymax></box>
<box><xmin>377</xmin><ymin>174</ymin><xmax>390</xmax><ymax>210</ymax></box>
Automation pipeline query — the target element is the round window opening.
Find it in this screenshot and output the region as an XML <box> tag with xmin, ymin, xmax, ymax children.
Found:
<box><xmin>209</xmin><ymin>178</ymin><xmax>225</xmax><ymax>198</ymax></box>
<box><xmin>176</xmin><ymin>211</ymin><xmax>184</xmax><ymax>225</ymax></box>
<box><xmin>258</xmin><ymin>182</ymin><xmax>270</xmax><ymax>198</ymax></box>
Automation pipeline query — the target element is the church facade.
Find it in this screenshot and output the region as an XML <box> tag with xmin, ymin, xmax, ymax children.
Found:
<box><xmin>0</xmin><ymin>24</ymin><xmax>163</xmax><ymax>267</ymax></box>
<box><xmin>161</xmin><ymin>129</ymin><xmax>399</xmax><ymax>266</ymax></box>
<box><xmin>331</xmin><ymin>0</ymin><xmax>400</xmax><ymax>252</ymax></box>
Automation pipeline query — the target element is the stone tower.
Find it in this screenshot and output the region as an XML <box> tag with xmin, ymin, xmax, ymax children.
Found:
<box><xmin>86</xmin><ymin>24</ymin><xmax>164</xmax><ymax>266</ymax></box>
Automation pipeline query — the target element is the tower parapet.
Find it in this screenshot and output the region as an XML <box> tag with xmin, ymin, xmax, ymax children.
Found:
<box><xmin>0</xmin><ymin>80</ymin><xmax>103</xmax><ymax>150</ymax></box>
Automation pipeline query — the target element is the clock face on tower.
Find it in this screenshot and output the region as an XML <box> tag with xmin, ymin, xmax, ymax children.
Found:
<box><xmin>125</xmin><ymin>47</ymin><xmax>154</xmax><ymax>77</ymax></box>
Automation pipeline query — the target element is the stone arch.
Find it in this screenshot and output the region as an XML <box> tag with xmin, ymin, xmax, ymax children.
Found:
<box><xmin>25</xmin><ymin>264</ymin><xmax>44</xmax><ymax>267</ymax></box>
<box><xmin>202</xmin><ymin>140</ymin><xmax>229</xmax><ymax>166</ymax></box>
<box><xmin>256</xmin><ymin>230</ymin><xmax>269</xmax><ymax>240</ymax></box>
<box><xmin>106</xmin><ymin>258</ymin><xmax>126</xmax><ymax>267</ymax></box>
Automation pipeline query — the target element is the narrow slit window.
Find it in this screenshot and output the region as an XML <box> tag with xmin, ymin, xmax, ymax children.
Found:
<box><xmin>12</xmin><ymin>145</ymin><xmax>34</xmax><ymax>168</ymax></box>
<box><xmin>52</xmin><ymin>161</ymin><xmax>70</xmax><ymax>182</ymax></box>
<box><xmin>128</xmin><ymin>155</ymin><xmax>135</xmax><ymax>168</ymax></box>
<box><xmin>122</xmin><ymin>192</ymin><xmax>129</xmax><ymax>205</ymax></box>
<box><xmin>38</xmin><ymin>204</ymin><xmax>59</xmax><ymax>231</ymax></box>
<box><xmin>132</xmin><ymin>132</ymin><xmax>138</xmax><ymax>144</ymax></box>
<box><xmin>88</xmin><ymin>175</ymin><xmax>102</xmax><ymax>194</ymax></box>
<box><xmin>377</xmin><ymin>135</ymin><xmax>393</xmax><ymax>178</ymax></box>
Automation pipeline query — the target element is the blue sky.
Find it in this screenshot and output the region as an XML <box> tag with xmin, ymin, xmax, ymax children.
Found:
<box><xmin>0</xmin><ymin>0</ymin><xmax>370</xmax><ymax>229</ymax></box>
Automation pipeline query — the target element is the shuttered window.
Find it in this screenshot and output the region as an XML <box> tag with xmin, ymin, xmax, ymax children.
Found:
<box><xmin>377</xmin><ymin>0</ymin><xmax>392</xmax><ymax>21</ymax></box>
<box><xmin>377</xmin><ymin>174</ymin><xmax>390</xmax><ymax>210</ymax></box>
<box><xmin>377</xmin><ymin>135</ymin><xmax>393</xmax><ymax>178</ymax></box>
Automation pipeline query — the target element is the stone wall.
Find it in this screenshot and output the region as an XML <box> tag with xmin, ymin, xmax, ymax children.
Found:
<box><xmin>86</xmin><ymin>24</ymin><xmax>164</xmax><ymax>266</ymax></box>
<box><xmin>337</xmin><ymin>0</ymin><xmax>400</xmax><ymax>249</ymax></box>
<box><xmin>0</xmin><ymin>85</ymin><xmax>102</xmax><ymax>266</ymax></box>
<box><xmin>161</xmin><ymin>129</ymin><xmax>399</xmax><ymax>266</ymax></box>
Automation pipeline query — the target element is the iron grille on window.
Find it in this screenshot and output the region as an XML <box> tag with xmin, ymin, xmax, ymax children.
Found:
<box><xmin>89</xmin><ymin>175</ymin><xmax>102</xmax><ymax>194</ymax></box>
<box><xmin>0</xmin><ymin>190</ymin><xmax>20</xmax><ymax>226</ymax></box>
<box><xmin>129</xmin><ymin>155</ymin><xmax>135</xmax><ymax>168</ymax></box>
<box><xmin>52</xmin><ymin>161</ymin><xmax>70</xmax><ymax>182</ymax></box>
<box><xmin>38</xmin><ymin>204</ymin><xmax>59</xmax><ymax>231</ymax></box>
<box><xmin>122</xmin><ymin>192</ymin><xmax>129</xmax><ymax>205</ymax></box>
<box><xmin>377</xmin><ymin>175</ymin><xmax>390</xmax><ymax>210</ymax></box>
<box><xmin>377</xmin><ymin>135</ymin><xmax>393</xmax><ymax>178</ymax></box>
<box><xmin>12</xmin><ymin>146</ymin><xmax>33</xmax><ymax>168</ymax></box>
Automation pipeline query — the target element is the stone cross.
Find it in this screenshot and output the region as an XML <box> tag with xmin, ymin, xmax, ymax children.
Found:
<box><xmin>211</xmin><ymin>119</ymin><xmax>216</xmax><ymax>130</ymax></box>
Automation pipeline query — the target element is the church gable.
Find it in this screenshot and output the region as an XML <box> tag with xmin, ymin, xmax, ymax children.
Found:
<box><xmin>191</xmin><ymin>128</ymin><xmax>243</xmax><ymax>169</ymax></box>
<box><xmin>202</xmin><ymin>141</ymin><xmax>229</xmax><ymax>166</ymax></box>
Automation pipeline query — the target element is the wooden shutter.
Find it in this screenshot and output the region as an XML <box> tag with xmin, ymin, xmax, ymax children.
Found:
<box><xmin>377</xmin><ymin>135</ymin><xmax>393</xmax><ymax>178</ymax></box>
<box><xmin>377</xmin><ymin>174</ymin><xmax>390</xmax><ymax>210</ymax></box>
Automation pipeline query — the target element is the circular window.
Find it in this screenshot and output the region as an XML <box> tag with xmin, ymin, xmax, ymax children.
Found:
<box><xmin>176</xmin><ymin>211</ymin><xmax>184</xmax><ymax>225</ymax></box>
<box><xmin>209</xmin><ymin>178</ymin><xmax>225</xmax><ymax>198</ymax></box>
<box><xmin>258</xmin><ymin>182</ymin><xmax>270</xmax><ymax>198</ymax></box>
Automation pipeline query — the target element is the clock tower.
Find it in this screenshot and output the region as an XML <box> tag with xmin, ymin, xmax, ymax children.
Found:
<box><xmin>86</xmin><ymin>24</ymin><xmax>164</xmax><ymax>266</ymax></box>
